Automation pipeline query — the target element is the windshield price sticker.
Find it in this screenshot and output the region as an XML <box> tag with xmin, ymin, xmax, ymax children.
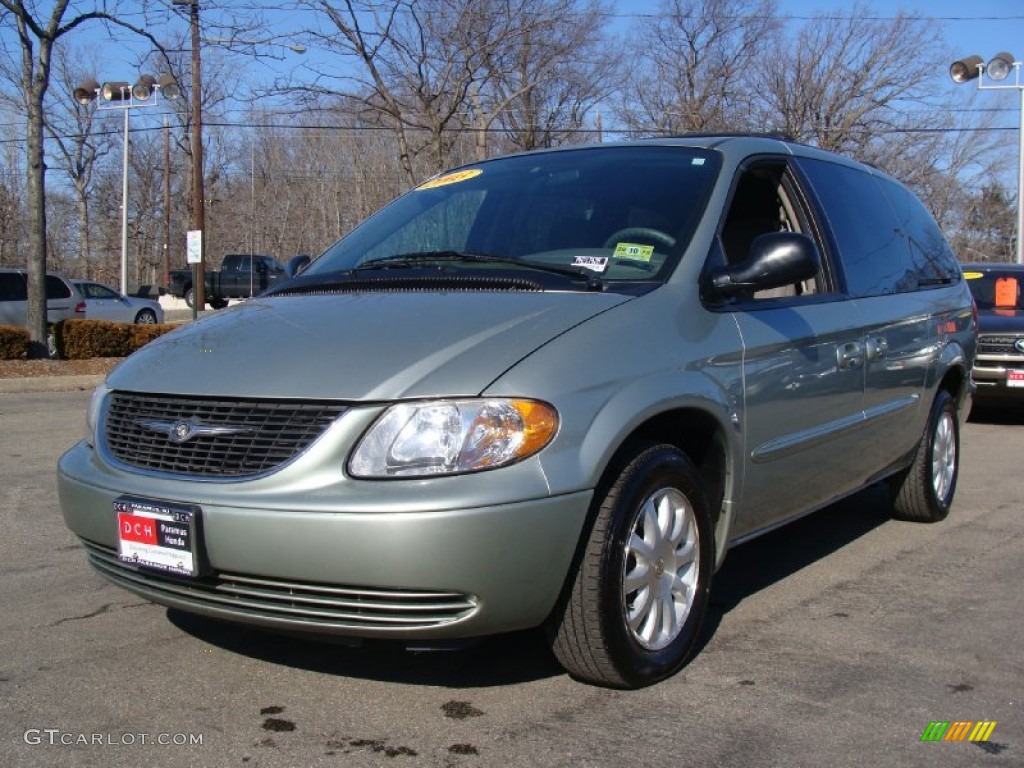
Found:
<box><xmin>115</xmin><ymin>498</ymin><xmax>197</xmax><ymax>577</ymax></box>
<box><xmin>572</xmin><ymin>255</ymin><xmax>609</xmax><ymax>273</ymax></box>
<box><xmin>416</xmin><ymin>168</ymin><xmax>483</xmax><ymax>191</ymax></box>
<box><xmin>613</xmin><ymin>242</ymin><xmax>654</xmax><ymax>262</ymax></box>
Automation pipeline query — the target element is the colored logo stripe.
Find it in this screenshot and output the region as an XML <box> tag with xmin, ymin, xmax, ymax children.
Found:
<box><xmin>969</xmin><ymin>722</ymin><xmax>998</xmax><ymax>742</ymax></box>
<box><xmin>920</xmin><ymin>721</ymin><xmax>997</xmax><ymax>742</ymax></box>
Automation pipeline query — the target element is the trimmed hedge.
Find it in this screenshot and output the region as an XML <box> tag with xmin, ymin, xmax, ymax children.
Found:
<box><xmin>54</xmin><ymin>319</ymin><xmax>177</xmax><ymax>360</ymax></box>
<box><xmin>0</xmin><ymin>324</ymin><xmax>30</xmax><ymax>360</ymax></box>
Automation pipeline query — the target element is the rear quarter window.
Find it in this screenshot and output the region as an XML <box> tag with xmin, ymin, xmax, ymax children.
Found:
<box><xmin>878</xmin><ymin>179</ymin><xmax>960</xmax><ymax>284</ymax></box>
<box><xmin>45</xmin><ymin>275</ymin><xmax>72</xmax><ymax>300</ymax></box>
<box><xmin>0</xmin><ymin>272</ymin><xmax>27</xmax><ymax>301</ymax></box>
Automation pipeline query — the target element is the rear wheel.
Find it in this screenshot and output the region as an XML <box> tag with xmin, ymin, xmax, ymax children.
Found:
<box><xmin>134</xmin><ymin>309</ymin><xmax>157</xmax><ymax>324</ymax></box>
<box><xmin>208</xmin><ymin>297</ymin><xmax>228</xmax><ymax>310</ymax></box>
<box><xmin>183</xmin><ymin>286</ymin><xmax>195</xmax><ymax>309</ymax></box>
<box><xmin>892</xmin><ymin>389</ymin><xmax>959</xmax><ymax>522</ymax></box>
<box><xmin>548</xmin><ymin>443</ymin><xmax>713</xmax><ymax>688</ymax></box>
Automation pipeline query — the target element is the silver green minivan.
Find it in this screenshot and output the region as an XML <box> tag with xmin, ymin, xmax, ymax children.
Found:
<box><xmin>59</xmin><ymin>136</ymin><xmax>976</xmax><ymax>688</ymax></box>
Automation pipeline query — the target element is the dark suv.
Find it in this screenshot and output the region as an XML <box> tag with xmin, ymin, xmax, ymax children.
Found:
<box><xmin>963</xmin><ymin>262</ymin><xmax>1024</xmax><ymax>402</ymax></box>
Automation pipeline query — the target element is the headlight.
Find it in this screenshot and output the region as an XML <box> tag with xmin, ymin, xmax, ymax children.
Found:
<box><xmin>349</xmin><ymin>398</ymin><xmax>558</xmax><ymax>478</ymax></box>
<box><xmin>84</xmin><ymin>382</ymin><xmax>110</xmax><ymax>447</ymax></box>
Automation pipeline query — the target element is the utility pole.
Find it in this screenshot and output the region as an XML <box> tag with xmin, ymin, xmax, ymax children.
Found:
<box><xmin>189</xmin><ymin>0</ymin><xmax>206</xmax><ymax>312</ymax></box>
<box><xmin>173</xmin><ymin>0</ymin><xmax>207</xmax><ymax>314</ymax></box>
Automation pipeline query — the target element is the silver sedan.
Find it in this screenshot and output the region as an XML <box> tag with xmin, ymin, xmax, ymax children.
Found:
<box><xmin>72</xmin><ymin>280</ymin><xmax>164</xmax><ymax>324</ymax></box>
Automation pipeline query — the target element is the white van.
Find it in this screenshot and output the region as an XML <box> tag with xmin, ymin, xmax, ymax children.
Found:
<box><xmin>0</xmin><ymin>268</ymin><xmax>86</xmax><ymax>327</ymax></box>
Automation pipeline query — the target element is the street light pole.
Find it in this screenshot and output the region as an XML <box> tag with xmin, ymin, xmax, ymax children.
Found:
<box><xmin>951</xmin><ymin>52</ymin><xmax>1024</xmax><ymax>264</ymax></box>
<box><xmin>121</xmin><ymin>106</ymin><xmax>130</xmax><ymax>295</ymax></box>
<box><xmin>74</xmin><ymin>77</ymin><xmax>179</xmax><ymax>294</ymax></box>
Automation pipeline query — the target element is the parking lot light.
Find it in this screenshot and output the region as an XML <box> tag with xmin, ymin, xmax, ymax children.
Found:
<box><xmin>950</xmin><ymin>55</ymin><xmax>983</xmax><ymax>83</ymax></box>
<box><xmin>951</xmin><ymin>52</ymin><xmax>1024</xmax><ymax>264</ymax></box>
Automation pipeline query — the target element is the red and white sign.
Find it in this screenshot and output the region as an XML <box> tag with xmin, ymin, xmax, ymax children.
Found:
<box><xmin>119</xmin><ymin>513</ymin><xmax>158</xmax><ymax>545</ymax></box>
<box><xmin>1008</xmin><ymin>370</ymin><xmax>1024</xmax><ymax>388</ymax></box>
<box><xmin>116</xmin><ymin>500</ymin><xmax>196</xmax><ymax>577</ymax></box>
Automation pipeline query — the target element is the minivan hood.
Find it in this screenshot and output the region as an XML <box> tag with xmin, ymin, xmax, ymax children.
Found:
<box><xmin>108</xmin><ymin>291</ymin><xmax>631</xmax><ymax>400</ymax></box>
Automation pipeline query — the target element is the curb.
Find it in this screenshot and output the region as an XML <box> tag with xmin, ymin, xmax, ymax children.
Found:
<box><xmin>0</xmin><ymin>374</ymin><xmax>105</xmax><ymax>394</ymax></box>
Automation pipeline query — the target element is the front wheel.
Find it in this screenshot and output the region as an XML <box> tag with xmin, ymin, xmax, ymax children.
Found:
<box><xmin>183</xmin><ymin>286</ymin><xmax>195</xmax><ymax>309</ymax></box>
<box><xmin>548</xmin><ymin>443</ymin><xmax>713</xmax><ymax>688</ymax></box>
<box><xmin>892</xmin><ymin>389</ymin><xmax>959</xmax><ymax>522</ymax></box>
<box><xmin>134</xmin><ymin>309</ymin><xmax>157</xmax><ymax>324</ymax></box>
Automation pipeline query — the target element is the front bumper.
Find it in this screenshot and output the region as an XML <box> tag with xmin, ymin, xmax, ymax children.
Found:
<box><xmin>58</xmin><ymin>441</ymin><xmax>591</xmax><ymax>640</ymax></box>
<box><xmin>973</xmin><ymin>360</ymin><xmax>1024</xmax><ymax>401</ymax></box>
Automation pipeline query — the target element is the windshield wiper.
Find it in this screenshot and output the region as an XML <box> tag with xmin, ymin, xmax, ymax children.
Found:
<box><xmin>355</xmin><ymin>250</ymin><xmax>604</xmax><ymax>290</ymax></box>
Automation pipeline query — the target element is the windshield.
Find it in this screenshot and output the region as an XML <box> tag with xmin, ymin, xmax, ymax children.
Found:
<box><xmin>965</xmin><ymin>269</ymin><xmax>1024</xmax><ymax>311</ymax></box>
<box><xmin>303</xmin><ymin>145</ymin><xmax>720</xmax><ymax>285</ymax></box>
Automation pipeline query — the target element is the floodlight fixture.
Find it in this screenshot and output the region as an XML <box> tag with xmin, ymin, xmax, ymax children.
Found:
<box><xmin>949</xmin><ymin>55</ymin><xmax>983</xmax><ymax>83</ymax></box>
<box><xmin>101</xmin><ymin>81</ymin><xmax>130</xmax><ymax>101</ymax></box>
<box><xmin>132</xmin><ymin>75</ymin><xmax>156</xmax><ymax>100</ymax></box>
<box><xmin>158</xmin><ymin>74</ymin><xmax>182</xmax><ymax>99</ymax></box>
<box><xmin>73</xmin><ymin>79</ymin><xmax>99</xmax><ymax>105</ymax></box>
<box><xmin>987</xmin><ymin>52</ymin><xmax>1017</xmax><ymax>81</ymax></box>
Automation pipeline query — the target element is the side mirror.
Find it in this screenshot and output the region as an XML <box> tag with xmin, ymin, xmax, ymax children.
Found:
<box><xmin>705</xmin><ymin>232</ymin><xmax>820</xmax><ymax>300</ymax></box>
<box><xmin>286</xmin><ymin>254</ymin><xmax>311</xmax><ymax>277</ymax></box>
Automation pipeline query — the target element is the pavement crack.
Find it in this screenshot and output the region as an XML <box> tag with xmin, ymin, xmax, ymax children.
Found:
<box><xmin>47</xmin><ymin>601</ymin><xmax>149</xmax><ymax>627</ymax></box>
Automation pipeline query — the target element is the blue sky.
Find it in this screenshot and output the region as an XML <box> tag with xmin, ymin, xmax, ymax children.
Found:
<box><xmin>62</xmin><ymin>0</ymin><xmax>1024</xmax><ymax>118</ymax></box>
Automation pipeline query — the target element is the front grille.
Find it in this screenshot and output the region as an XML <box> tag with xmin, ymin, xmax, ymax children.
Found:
<box><xmin>978</xmin><ymin>334</ymin><xmax>1024</xmax><ymax>357</ymax></box>
<box><xmin>82</xmin><ymin>540</ymin><xmax>477</xmax><ymax>630</ymax></box>
<box><xmin>103</xmin><ymin>392</ymin><xmax>348</xmax><ymax>478</ymax></box>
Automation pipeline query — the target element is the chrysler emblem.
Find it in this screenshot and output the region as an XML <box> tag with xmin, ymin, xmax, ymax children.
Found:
<box><xmin>172</xmin><ymin>421</ymin><xmax>193</xmax><ymax>442</ymax></box>
<box><xmin>136</xmin><ymin>418</ymin><xmax>254</xmax><ymax>444</ymax></box>
<box><xmin>1015</xmin><ymin>339</ymin><xmax>1024</xmax><ymax>355</ymax></box>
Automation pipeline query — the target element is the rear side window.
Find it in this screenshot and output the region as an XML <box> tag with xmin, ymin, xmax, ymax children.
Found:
<box><xmin>965</xmin><ymin>271</ymin><xmax>1024</xmax><ymax>311</ymax></box>
<box><xmin>878</xmin><ymin>179</ymin><xmax>960</xmax><ymax>285</ymax></box>
<box><xmin>798</xmin><ymin>157</ymin><xmax>913</xmax><ymax>297</ymax></box>
<box><xmin>0</xmin><ymin>272</ymin><xmax>27</xmax><ymax>301</ymax></box>
<box><xmin>45</xmin><ymin>275</ymin><xmax>72</xmax><ymax>300</ymax></box>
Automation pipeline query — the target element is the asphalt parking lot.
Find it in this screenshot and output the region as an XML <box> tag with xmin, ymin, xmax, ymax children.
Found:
<box><xmin>1</xmin><ymin>389</ymin><xmax>1020</xmax><ymax>767</ymax></box>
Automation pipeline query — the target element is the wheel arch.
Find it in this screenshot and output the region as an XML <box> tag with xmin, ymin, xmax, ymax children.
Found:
<box><xmin>559</xmin><ymin>376</ymin><xmax>740</xmax><ymax>570</ymax></box>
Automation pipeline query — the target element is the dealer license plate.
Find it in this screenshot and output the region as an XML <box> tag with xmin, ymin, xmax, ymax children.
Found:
<box><xmin>1008</xmin><ymin>370</ymin><xmax>1024</xmax><ymax>388</ymax></box>
<box><xmin>115</xmin><ymin>497</ymin><xmax>200</xmax><ymax>577</ymax></box>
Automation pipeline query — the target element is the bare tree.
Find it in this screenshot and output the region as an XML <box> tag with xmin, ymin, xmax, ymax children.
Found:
<box><xmin>0</xmin><ymin>0</ymin><xmax>162</xmax><ymax>356</ymax></box>
<box><xmin>755</xmin><ymin>2</ymin><xmax>942</xmax><ymax>153</ymax></box>
<box><xmin>616</xmin><ymin>0</ymin><xmax>780</xmax><ymax>136</ymax></box>
<box><xmin>44</xmin><ymin>43</ymin><xmax>115</xmax><ymax>279</ymax></box>
<box><xmin>477</xmin><ymin>0</ymin><xmax>617</xmax><ymax>154</ymax></box>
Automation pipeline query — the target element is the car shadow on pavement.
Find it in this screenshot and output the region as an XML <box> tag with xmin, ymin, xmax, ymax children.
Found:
<box><xmin>167</xmin><ymin>609</ymin><xmax>564</xmax><ymax>687</ymax></box>
<box><xmin>168</xmin><ymin>483</ymin><xmax>894</xmax><ymax>689</ymax></box>
<box><xmin>694</xmin><ymin>482</ymin><xmax>893</xmax><ymax>658</ymax></box>
<box><xmin>968</xmin><ymin>404</ymin><xmax>1024</xmax><ymax>425</ymax></box>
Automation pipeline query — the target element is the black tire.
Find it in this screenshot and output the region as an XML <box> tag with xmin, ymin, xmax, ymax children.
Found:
<box><xmin>208</xmin><ymin>297</ymin><xmax>228</xmax><ymax>310</ymax></box>
<box><xmin>134</xmin><ymin>309</ymin><xmax>158</xmax><ymax>324</ymax></box>
<box><xmin>547</xmin><ymin>443</ymin><xmax>713</xmax><ymax>688</ymax></box>
<box><xmin>892</xmin><ymin>390</ymin><xmax>959</xmax><ymax>523</ymax></box>
<box><xmin>183</xmin><ymin>286</ymin><xmax>195</xmax><ymax>309</ymax></box>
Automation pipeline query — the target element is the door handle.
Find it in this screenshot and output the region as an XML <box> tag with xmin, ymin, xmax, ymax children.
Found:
<box><xmin>837</xmin><ymin>341</ymin><xmax>864</xmax><ymax>370</ymax></box>
<box><xmin>865</xmin><ymin>337</ymin><xmax>889</xmax><ymax>360</ymax></box>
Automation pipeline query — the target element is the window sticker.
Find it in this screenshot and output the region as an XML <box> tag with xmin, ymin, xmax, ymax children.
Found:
<box><xmin>613</xmin><ymin>242</ymin><xmax>654</xmax><ymax>262</ymax></box>
<box><xmin>995</xmin><ymin>276</ymin><xmax>1018</xmax><ymax>308</ymax></box>
<box><xmin>416</xmin><ymin>168</ymin><xmax>483</xmax><ymax>191</ymax></box>
<box><xmin>963</xmin><ymin>271</ymin><xmax>983</xmax><ymax>279</ymax></box>
<box><xmin>572</xmin><ymin>255</ymin><xmax>609</xmax><ymax>273</ymax></box>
